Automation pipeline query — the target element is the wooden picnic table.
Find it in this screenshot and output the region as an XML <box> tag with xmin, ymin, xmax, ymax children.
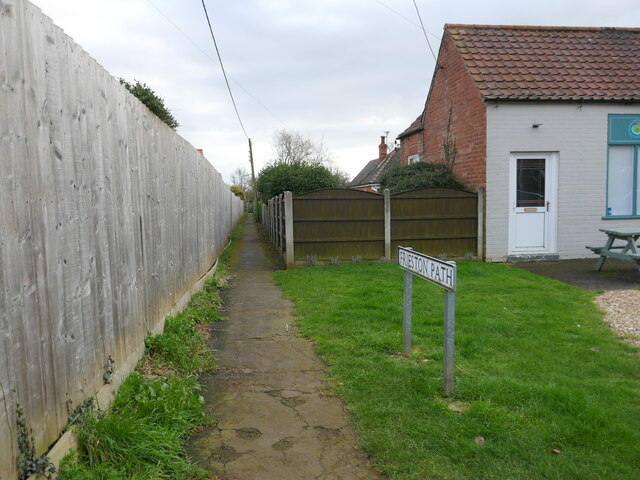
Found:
<box><xmin>586</xmin><ymin>227</ymin><xmax>640</xmax><ymax>271</ymax></box>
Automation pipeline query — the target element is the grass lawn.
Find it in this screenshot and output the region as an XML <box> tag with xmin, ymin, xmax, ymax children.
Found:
<box><xmin>274</xmin><ymin>262</ymin><xmax>640</xmax><ymax>480</ymax></box>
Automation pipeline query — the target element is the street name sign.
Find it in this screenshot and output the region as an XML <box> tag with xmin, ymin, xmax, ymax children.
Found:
<box><xmin>397</xmin><ymin>246</ymin><xmax>457</xmax><ymax>394</ymax></box>
<box><xmin>397</xmin><ymin>247</ymin><xmax>456</xmax><ymax>291</ymax></box>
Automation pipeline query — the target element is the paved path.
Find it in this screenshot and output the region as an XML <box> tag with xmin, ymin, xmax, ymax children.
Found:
<box><xmin>510</xmin><ymin>258</ymin><xmax>639</xmax><ymax>291</ymax></box>
<box><xmin>188</xmin><ymin>216</ymin><xmax>381</xmax><ymax>480</ymax></box>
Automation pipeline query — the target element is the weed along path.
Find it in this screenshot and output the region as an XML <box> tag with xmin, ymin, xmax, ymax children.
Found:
<box><xmin>188</xmin><ymin>215</ymin><xmax>381</xmax><ymax>480</ymax></box>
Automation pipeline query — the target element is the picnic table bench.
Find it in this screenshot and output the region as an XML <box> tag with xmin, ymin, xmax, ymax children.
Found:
<box><xmin>586</xmin><ymin>227</ymin><xmax>640</xmax><ymax>271</ymax></box>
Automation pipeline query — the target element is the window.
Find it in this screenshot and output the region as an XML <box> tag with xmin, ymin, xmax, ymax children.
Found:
<box><xmin>607</xmin><ymin>115</ymin><xmax>640</xmax><ymax>217</ymax></box>
<box><xmin>516</xmin><ymin>158</ymin><xmax>545</xmax><ymax>207</ymax></box>
<box><xmin>407</xmin><ymin>154</ymin><xmax>420</xmax><ymax>165</ymax></box>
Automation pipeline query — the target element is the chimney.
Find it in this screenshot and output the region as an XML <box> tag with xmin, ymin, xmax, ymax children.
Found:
<box><xmin>378</xmin><ymin>135</ymin><xmax>387</xmax><ymax>163</ymax></box>
<box><xmin>196</xmin><ymin>148</ymin><xmax>204</xmax><ymax>156</ymax></box>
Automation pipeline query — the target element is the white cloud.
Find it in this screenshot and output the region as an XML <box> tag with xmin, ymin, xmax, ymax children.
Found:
<box><xmin>32</xmin><ymin>0</ymin><xmax>640</xmax><ymax>182</ymax></box>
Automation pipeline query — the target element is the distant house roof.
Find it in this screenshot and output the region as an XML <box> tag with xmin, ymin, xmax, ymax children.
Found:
<box><xmin>448</xmin><ymin>24</ymin><xmax>640</xmax><ymax>102</ymax></box>
<box><xmin>347</xmin><ymin>149</ymin><xmax>400</xmax><ymax>188</ymax></box>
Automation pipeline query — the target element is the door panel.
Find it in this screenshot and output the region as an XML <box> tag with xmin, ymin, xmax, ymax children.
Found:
<box><xmin>508</xmin><ymin>153</ymin><xmax>557</xmax><ymax>255</ymax></box>
<box><xmin>514</xmin><ymin>211</ymin><xmax>545</xmax><ymax>248</ymax></box>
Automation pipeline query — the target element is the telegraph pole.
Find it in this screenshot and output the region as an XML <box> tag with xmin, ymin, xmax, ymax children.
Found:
<box><xmin>248</xmin><ymin>138</ymin><xmax>257</xmax><ymax>215</ymax></box>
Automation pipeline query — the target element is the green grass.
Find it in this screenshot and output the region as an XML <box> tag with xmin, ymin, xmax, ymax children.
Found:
<box><xmin>60</xmin><ymin>216</ymin><xmax>247</xmax><ymax>480</ymax></box>
<box><xmin>144</xmin><ymin>314</ymin><xmax>215</xmax><ymax>374</ymax></box>
<box><xmin>61</xmin><ymin>374</ymin><xmax>210</xmax><ymax>480</ymax></box>
<box><xmin>274</xmin><ymin>261</ymin><xmax>640</xmax><ymax>480</ymax></box>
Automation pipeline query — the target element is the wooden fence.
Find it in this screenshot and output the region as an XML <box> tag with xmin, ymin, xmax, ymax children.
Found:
<box><xmin>0</xmin><ymin>2</ymin><xmax>243</xmax><ymax>477</ymax></box>
<box><xmin>264</xmin><ymin>192</ymin><xmax>292</xmax><ymax>263</ymax></box>
<box><xmin>262</xmin><ymin>187</ymin><xmax>483</xmax><ymax>267</ymax></box>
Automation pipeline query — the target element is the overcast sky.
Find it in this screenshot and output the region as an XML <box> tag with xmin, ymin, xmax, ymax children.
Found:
<box><xmin>33</xmin><ymin>0</ymin><xmax>639</xmax><ymax>183</ymax></box>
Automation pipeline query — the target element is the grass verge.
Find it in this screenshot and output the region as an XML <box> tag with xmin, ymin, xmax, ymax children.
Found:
<box><xmin>60</xmin><ymin>215</ymin><xmax>246</xmax><ymax>480</ymax></box>
<box><xmin>274</xmin><ymin>261</ymin><xmax>640</xmax><ymax>480</ymax></box>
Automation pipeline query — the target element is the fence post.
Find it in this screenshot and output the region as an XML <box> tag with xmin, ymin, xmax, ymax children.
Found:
<box><xmin>384</xmin><ymin>188</ymin><xmax>391</xmax><ymax>260</ymax></box>
<box><xmin>476</xmin><ymin>187</ymin><xmax>485</xmax><ymax>261</ymax></box>
<box><xmin>284</xmin><ymin>191</ymin><xmax>294</xmax><ymax>268</ymax></box>
<box><xmin>444</xmin><ymin>288</ymin><xmax>456</xmax><ymax>394</ymax></box>
<box><xmin>403</xmin><ymin>269</ymin><xmax>413</xmax><ymax>356</ymax></box>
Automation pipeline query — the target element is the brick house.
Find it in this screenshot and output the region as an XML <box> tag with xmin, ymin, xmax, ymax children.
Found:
<box><xmin>347</xmin><ymin>136</ymin><xmax>400</xmax><ymax>192</ymax></box>
<box><xmin>397</xmin><ymin>24</ymin><xmax>640</xmax><ymax>261</ymax></box>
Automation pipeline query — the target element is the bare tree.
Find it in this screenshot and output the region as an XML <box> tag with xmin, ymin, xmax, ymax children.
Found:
<box><xmin>261</xmin><ymin>129</ymin><xmax>349</xmax><ymax>192</ymax></box>
<box><xmin>324</xmin><ymin>159</ymin><xmax>350</xmax><ymax>186</ymax></box>
<box><xmin>270</xmin><ymin>129</ymin><xmax>332</xmax><ymax>165</ymax></box>
<box><xmin>231</xmin><ymin>167</ymin><xmax>251</xmax><ymax>191</ymax></box>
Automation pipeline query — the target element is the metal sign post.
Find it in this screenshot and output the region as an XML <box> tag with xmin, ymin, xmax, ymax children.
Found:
<box><xmin>403</xmin><ymin>270</ymin><xmax>413</xmax><ymax>356</ymax></box>
<box><xmin>398</xmin><ymin>247</ymin><xmax>457</xmax><ymax>394</ymax></box>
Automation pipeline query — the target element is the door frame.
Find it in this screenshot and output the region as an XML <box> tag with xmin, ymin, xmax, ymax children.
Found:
<box><xmin>508</xmin><ymin>152</ymin><xmax>558</xmax><ymax>255</ymax></box>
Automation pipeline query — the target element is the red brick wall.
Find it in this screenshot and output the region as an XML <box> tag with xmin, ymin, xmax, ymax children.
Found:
<box><xmin>421</xmin><ymin>31</ymin><xmax>487</xmax><ymax>188</ymax></box>
<box><xmin>399</xmin><ymin>129</ymin><xmax>423</xmax><ymax>166</ymax></box>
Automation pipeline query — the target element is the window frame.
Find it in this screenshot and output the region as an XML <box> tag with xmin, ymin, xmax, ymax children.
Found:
<box><xmin>605</xmin><ymin>115</ymin><xmax>640</xmax><ymax>219</ymax></box>
<box><xmin>407</xmin><ymin>154</ymin><xmax>420</xmax><ymax>165</ymax></box>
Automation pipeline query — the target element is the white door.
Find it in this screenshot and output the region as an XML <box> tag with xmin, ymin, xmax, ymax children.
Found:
<box><xmin>508</xmin><ymin>153</ymin><xmax>557</xmax><ymax>255</ymax></box>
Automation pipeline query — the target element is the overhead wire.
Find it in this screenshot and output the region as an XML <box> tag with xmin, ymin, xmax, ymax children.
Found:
<box><xmin>412</xmin><ymin>0</ymin><xmax>439</xmax><ymax>63</ymax></box>
<box><xmin>200</xmin><ymin>0</ymin><xmax>248</xmax><ymax>139</ymax></box>
<box><xmin>374</xmin><ymin>0</ymin><xmax>440</xmax><ymax>41</ymax></box>
<box><xmin>145</xmin><ymin>0</ymin><xmax>289</xmax><ymax>130</ymax></box>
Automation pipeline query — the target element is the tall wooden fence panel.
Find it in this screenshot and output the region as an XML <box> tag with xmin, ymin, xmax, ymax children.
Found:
<box><xmin>293</xmin><ymin>189</ymin><xmax>384</xmax><ymax>262</ymax></box>
<box><xmin>0</xmin><ymin>2</ymin><xmax>243</xmax><ymax>477</ymax></box>
<box><xmin>390</xmin><ymin>188</ymin><xmax>478</xmax><ymax>258</ymax></box>
<box><xmin>261</xmin><ymin>187</ymin><xmax>480</xmax><ymax>267</ymax></box>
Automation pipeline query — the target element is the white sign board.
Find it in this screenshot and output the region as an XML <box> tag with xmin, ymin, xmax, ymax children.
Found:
<box><xmin>397</xmin><ymin>246</ymin><xmax>457</xmax><ymax>394</ymax></box>
<box><xmin>397</xmin><ymin>247</ymin><xmax>456</xmax><ymax>292</ymax></box>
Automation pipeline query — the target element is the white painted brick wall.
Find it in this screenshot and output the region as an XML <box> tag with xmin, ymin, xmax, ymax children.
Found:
<box><xmin>485</xmin><ymin>102</ymin><xmax>640</xmax><ymax>261</ymax></box>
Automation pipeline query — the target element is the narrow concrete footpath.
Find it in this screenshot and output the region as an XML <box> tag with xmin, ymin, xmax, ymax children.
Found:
<box><xmin>188</xmin><ymin>216</ymin><xmax>382</xmax><ymax>480</ymax></box>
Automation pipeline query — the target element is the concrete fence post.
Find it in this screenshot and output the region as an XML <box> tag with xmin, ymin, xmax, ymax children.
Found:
<box><xmin>284</xmin><ymin>191</ymin><xmax>294</xmax><ymax>268</ymax></box>
<box><xmin>384</xmin><ymin>188</ymin><xmax>391</xmax><ymax>260</ymax></box>
<box><xmin>476</xmin><ymin>187</ymin><xmax>485</xmax><ymax>261</ymax></box>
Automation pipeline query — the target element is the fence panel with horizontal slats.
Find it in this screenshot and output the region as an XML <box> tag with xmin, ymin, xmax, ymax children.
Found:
<box><xmin>293</xmin><ymin>189</ymin><xmax>385</xmax><ymax>262</ymax></box>
<box><xmin>390</xmin><ymin>188</ymin><xmax>478</xmax><ymax>259</ymax></box>
<box><xmin>262</xmin><ymin>187</ymin><xmax>479</xmax><ymax>266</ymax></box>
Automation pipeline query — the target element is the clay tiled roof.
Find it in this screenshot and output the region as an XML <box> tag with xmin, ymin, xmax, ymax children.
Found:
<box><xmin>447</xmin><ymin>24</ymin><xmax>640</xmax><ymax>102</ymax></box>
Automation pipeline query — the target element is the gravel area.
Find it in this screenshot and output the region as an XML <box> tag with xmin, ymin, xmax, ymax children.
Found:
<box><xmin>593</xmin><ymin>289</ymin><xmax>640</xmax><ymax>347</ymax></box>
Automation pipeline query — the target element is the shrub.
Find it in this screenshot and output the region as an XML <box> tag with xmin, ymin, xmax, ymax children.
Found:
<box><xmin>379</xmin><ymin>161</ymin><xmax>465</xmax><ymax>194</ymax></box>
